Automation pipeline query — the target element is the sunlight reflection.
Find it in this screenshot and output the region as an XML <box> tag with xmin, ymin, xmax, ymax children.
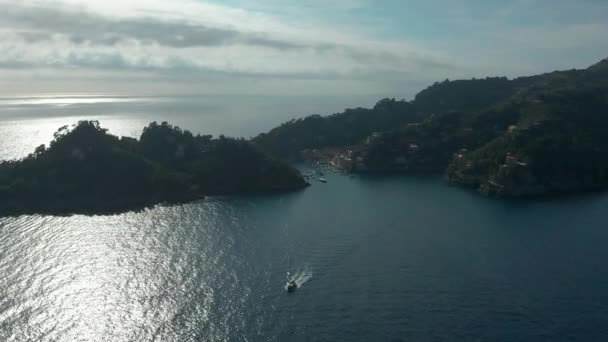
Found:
<box><xmin>0</xmin><ymin>97</ymin><xmax>168</xmax><ymax>107</ymax></box>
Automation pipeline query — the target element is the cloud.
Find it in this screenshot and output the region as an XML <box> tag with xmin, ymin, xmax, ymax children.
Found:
<box><xmin>2</xmin><ymin>4</ymin><xmax>305</xmax><ymax>50</ymax></box>
<box><xmin>1</xmin><ymin>0</ymin><xmax>605</xmax><ymax>98</ymax></box>
<box><xmin>499</xmin><ymin>23</ymin><xmax>608</xmax><ymax>50</ymax></box>
<box><xmin>0</xmin><ymin>1</ymin><xmax>453</xmax><ymax>78</ymax></box>
<box><xmin>0</xmin><ymin>0</ymin><xmax>461</xmax><ymax>101</ymax></box>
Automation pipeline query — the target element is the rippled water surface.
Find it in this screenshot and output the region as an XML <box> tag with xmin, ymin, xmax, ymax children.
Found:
<box><xmin>2</xmin><ymin>102</ymin><xmax>608</xmax><ymax>341</ymax></box>
<box><xmin>3</xmin><ymin>174</ymin><xmax>608</xmax><ymax>341</ymax></box>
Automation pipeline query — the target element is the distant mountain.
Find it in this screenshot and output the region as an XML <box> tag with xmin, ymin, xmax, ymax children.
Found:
<box><xmin>255</xmin><ymin>58</ymin><xmax>608</xmax><ymax>197</ymax></box>
<box><xmin>252</xmin><ymin>64</ymin><xmax>588</xmax><ymax>161</ymax></box>
<box><xmin>0</xmin><ymin>121</ymin><xmax>307</xmax><ymax>215</ymax></box>
<box><xmin>252</xmin><ymin>98</ymin><xmax>422</xmax><ymax>160</ymax></box>
<box><xmin>588</xmin><ymin>57</ymin><xmax>608</xmax><ymax>73</ymax></box>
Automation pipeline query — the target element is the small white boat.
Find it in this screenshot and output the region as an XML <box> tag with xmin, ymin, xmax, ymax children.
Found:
<box><xmin>318</xmin><ymin>177</ymin><xmax>327</xmax><ymax>183</ymax></box>
<box><xmin>287</xmin><ymin>280</ymin><xmax>298</xmax><ymax>292</ymax></box>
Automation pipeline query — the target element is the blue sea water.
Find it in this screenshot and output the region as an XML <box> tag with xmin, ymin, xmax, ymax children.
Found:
<box><xmin>1</xmin><ymin>97</ymin><xmax>608</xmax><ymax>341</ymax></box>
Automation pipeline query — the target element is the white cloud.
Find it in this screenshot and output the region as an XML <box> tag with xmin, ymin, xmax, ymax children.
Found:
<box><xmin>0</xmin><ymin>1</ymin><xmax>451</xmax><ymax>73</ymax></box>
<box><xmin>0</xmin><ymin>0</ymin><xmax>458</xmax><ymax>96</ymax></box>
<box><xmin>0</xmin><ymin>0</ymin><xmax>606</xmax><ymax>98</ymax></box>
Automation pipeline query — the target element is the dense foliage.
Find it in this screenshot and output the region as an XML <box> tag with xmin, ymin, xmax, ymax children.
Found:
<box><xmin>252</xmin><ymin>98</ymin><xmax>421</xmax><ymax>160</ymax></box>
<box><xmin>447</xmin><ymin>83</ymin><xmax>608</xmax><ymax>196</ymax></box>
<box><xmin>0</xmin><ymin>121</ymin><xmax>306</xmax><ymax>215</ymax></box>
<box><xmin>413</xmin><ymin>77</ymin><xmax>516</xmax><ymax>114</ymax></box>
<box><xmin>361</xmin><ymin>59</ymin><xmax>608</xmax><ymax>196</ymax></box>
<box><xmin>252</xmin><ymin>77</ymin><xmax>537</xmax><ymax>161</ymax></box>
<box><xmin>256</xmin><ymin>57</ymin><xmax>608</xmax><ymax>197</ymax></box>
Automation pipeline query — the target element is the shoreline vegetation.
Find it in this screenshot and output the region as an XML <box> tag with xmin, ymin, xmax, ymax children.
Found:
<box><xmin>2</xmin><ymin>57</ymin><xmax>607</xmax><ymax>216</ymax></box>
<box><xmin>0</xmin><ymin>121</ymin><xmax>308</xmax><ymax>216</ymax></box>
<box><xmin>254</xmin><ymin>57</ymin><xmax>608</xmax><ymax>198</ymax></box>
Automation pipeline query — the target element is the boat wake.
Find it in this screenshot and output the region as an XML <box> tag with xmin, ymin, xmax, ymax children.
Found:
<box><xmin>286</xmin><ymin>265</ymin><xmax>313</xmax><ymax>289</ymax></box>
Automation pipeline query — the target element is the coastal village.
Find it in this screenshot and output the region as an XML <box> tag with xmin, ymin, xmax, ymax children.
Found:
<box><xmin>299</xmin><ymin>123</ymin><xmax>541</xmax><ymax>197</ymax></box>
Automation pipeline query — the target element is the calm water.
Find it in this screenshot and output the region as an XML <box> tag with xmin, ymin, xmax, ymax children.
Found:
<box><xmin>2</xmin><ymin>100</ymin><xmax>608</xmax><ymax>341</ymax></box>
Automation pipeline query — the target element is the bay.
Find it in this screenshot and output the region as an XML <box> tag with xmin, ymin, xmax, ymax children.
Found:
<box><xmin>1</xmin><ymin>98</ymin><xmax>608</xmax><ymax>341</ymax></box>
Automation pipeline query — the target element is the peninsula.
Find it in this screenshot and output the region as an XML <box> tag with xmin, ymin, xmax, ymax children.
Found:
<box><xmin>0</xmin><ymin>121</ymin><xmax>307</xmax><ymax>215</ymax></box>
<box><xmin>254</xmin><ymin>57</ymin><xmax>608</xmax><ymax>197</ymax></box>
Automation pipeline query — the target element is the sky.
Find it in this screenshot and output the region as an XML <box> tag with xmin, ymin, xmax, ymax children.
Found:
<box><xmin>1</xmin><ymin>0</ymin><xmax>607</xmax><ymax>98</ymax></box>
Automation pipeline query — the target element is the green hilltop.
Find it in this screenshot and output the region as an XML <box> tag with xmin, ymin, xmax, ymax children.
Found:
<box><xmin>254</xmin><ymin>58</ymin><xmax>608</xmax><ymax>197</ymax></box>
<box><xmin>0</xmin><ymin>121</ymin><xmax>307</xmax><ymax>215</ymax></box>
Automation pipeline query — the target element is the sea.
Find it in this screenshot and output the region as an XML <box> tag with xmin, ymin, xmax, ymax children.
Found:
<box><xmin>1</xmin><ymin>96</ymin><xmax>608</xmax><ymax>341</ymax></box>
